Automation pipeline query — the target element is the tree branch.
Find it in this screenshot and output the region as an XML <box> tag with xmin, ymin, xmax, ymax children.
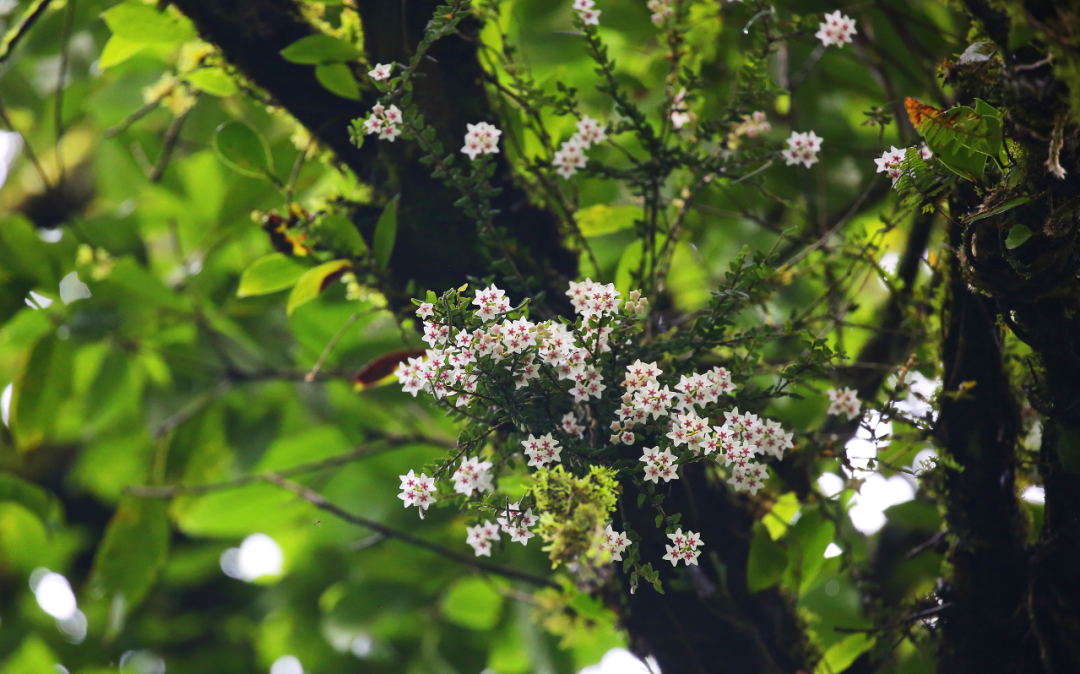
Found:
<box><xmin>263</xmin><ymin>473</ymin><xmax>559</xmax><ymax>589</ymax></box>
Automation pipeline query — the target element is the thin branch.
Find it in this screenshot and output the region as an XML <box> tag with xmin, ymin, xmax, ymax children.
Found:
<box><xmin>0</xmin><ymin>93</ymin><xmax>52</xmax><ymax>190</ymax></box>
<box><xmin>835</xmin><ymin>603</ymin><xmax>951</xmax><ymax>634</ymax></box>
<box><xmin>126</xmin><ymin>432</ymin><xmax>450</xmax><ymax>498</ymax></box>
<box><xmin>154</xmin><ymin>381</ymin><xmax>230</xmax><ymax>440</ymax></box>
<box><xmin>0</xmin><ymin>0</ymin><xmax>54</xmax><ymax>65</ymax></box>
<box><xmin>306</xmin><ymin>311</ymin><xmax>362</xmax><ymax>382</ymax></box>
<box><xmin>264</xmin><ymin>473</ymin><xmax>560</xmax><ymax>588</ymax></box>
<box><xmin>54</xmin><ymin>0</ymin><xmax>75</xmax><ymax>187</ymax></box>
<box><xmin>150</xmin><ymin>102</ymin><xmax>197</xmax><ymax>182</ymax></box>
<box><xmin>104</xmin><ymin>99</ymin><xmax>163</xmax><ymax>138</ymax></box>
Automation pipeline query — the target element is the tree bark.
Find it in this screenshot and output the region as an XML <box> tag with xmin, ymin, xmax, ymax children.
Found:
<box><xmin>170</xmin><ymin>0</ymin><xmax>577</xmax><ymax>304</ymax></box>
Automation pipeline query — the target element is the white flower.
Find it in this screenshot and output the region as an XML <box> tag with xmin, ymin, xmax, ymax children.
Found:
<box><xmin>452</xmin><ymin>457</ymin><xmax>494</xmax><ymax>496</ymax></box>
<box><xmin>497</xmin><ymin>502</ymin><xmax>537</xmax><ymax>545</ymax></box>
<box><xmin>471</xmin><ymin>284</ymin><xmax>511</xmax><ymax>321</ymax></box>
<box><xmin>368</xmin><ymin>63</ymin><xmax>393</xmax><ymax>81</ymax></box>
<box><xmin>782</xmin><ymin>130</ymin><xmax>822</xmax><ymax>168</ymax></box>
<box><xmin>662</xmin><ymin>528</ymin><xmax>703</xmax><ymax>567</ymax></box>
<box><xmin>575</xmin><ymin>115</ymin><xmax>608</xmax><ymax>146</ymax></box>
<box><xmin>573</xmin><ymin>0</ymin><xmax>595</xmax><ymax>9</ymax></box>
<box><xmin>826</xmin><ymin>386</ymin><xmax>862</xmax><ymax>420</ymax></box>
<box><xmin>462</xmin><ymin>121</ymin><xmax>502</xmax><ymax>160</ymax></box>
<box><xmin>919</xmin><ymin>142</ymin><xmax>933</xmax><ymax>161</ymax></box>
<box><xmin>600</xmin><ymin>524</ymin><xmax>630</xmax><ymax>561</ymax></box>
<box><xmin>553</xmin><ymin>136</ymin><xmax>588</xmax><ymax>179</ymax></box>
<box><xmin>816</xmin><ymin>11</ymin><xmax>857</xmax><ymax>48</ymax></box>
<box><xmin>466</xmin><ymin>520</ymin><xmax>501</xmax><ymax>557</ymax></box>
<box><xmin>416</xmin><ymin>302</ymin><xmax>435</xmax><ymax>319</ymax></box>
<box><xmin>398</xmin><ymin>470</ymin><xmax>437</xmax><ymax>518</ymax></box>
<box><xmin>521</xmin><ymin>433</ymin><xmax>563</xmax><ymax>468</ymax></box>
<box><xmin>577</xmin><ymin>7</ymin><xmax>601</xmax><ymax>25</ymax></box>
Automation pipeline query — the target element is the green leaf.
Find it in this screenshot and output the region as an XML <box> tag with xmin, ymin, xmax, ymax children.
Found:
<box><xmin>0</xmin><ymin>634</ymin><xmax>58</xmax><ymax>674</ymax></box>
<box><xmin>12</xmin><ymin>335</ymin><xmax>73</xmax><ymax>451</ymax></box>
<box><xmin>440</xmin><ymin>576</ymin><xmax>504</xmax><ymax>630</ymax></box>
<box><xmin>576</xmin><ymin>204</ymin><xmax>638</xmax><ymax>237</ymax></box>
<box><xmin>185</xmin><ymin>67</ymin><xmax>238</xmax><ymax>97</ymax></box>
<box><xmin>614</xmin><ymin>239</ymin><xmax>644</xmax><ymax>295</ymax></box>
<box><xmin>315</xmin><ymin>63</ymin><xmax>361</xmax><ymax>100</ymax></box>
<box><xmin>101</xmin><ymin>2</ymin><xmax>196</xmax><ymax>44</ymax></box>
<box><xmin>287</xmin><ymin>260</ymin><xmax>352</xmax><ymax>315</ymax></box>
<box><xmin>213</xmin><ymin>121</ymin><xmax>274</xmax><ymax>179</ymax></box>
<box><xmin>90</xmin><ymin>498</ymin><xmax>169</xmax><ymax>620</ymax></box>
<box><xmin>747</xmin><ymin>522</ymin><xmax>788</xmax><ymax>592</ymax></box>
<box><xmin>813</xmin><ymin>633</ymin><xmax>875</xmax><ymax>674</ymax></box>
<box><xmin>373</xmin><ymin>195</ymin><xmax>400</xmax><ymax>270</ymax></box>
<box><xmin>318</xmin><ymin>214</ymin><xmax>368</xmax><ymax>256</ymax></box>
<box><xmin>98</xmin><ymin>34</ymin><xmax>145</xmax><ymax>69</ymax></box>
<box><xmin>280</xmin><ymin>34</ymin><xmax>361</xmax><ymax>64</ymax></box>
<box><xmin>965</xmin><ymin>197</ymin><xmax>1030</xmax><ymax>224</ymax></box>
<box><xmin>764</xmin><ymin>491</ymin><xmax>799</xmax><ymax>540</ymax></box>
<box><xmin>238</xmin><ymin>254</ymin><xmax>311</xmax><ymax>298</ymax></box>
<box><xmin>1006</xmin><ymin>224</ymin><xmax>1034</xmax><ymax>250</ymax></box>
<box><xmin>0</xmin><ymin>473</ymin><xmax>61</xmax><ymax>532</ymax></box>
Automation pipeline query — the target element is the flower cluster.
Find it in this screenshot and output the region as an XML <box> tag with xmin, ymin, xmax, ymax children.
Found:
<box><xmin>600</xmin><ymin>525</ymin><xmax>631</xmax><ymax>561</ymax></box>
<box><xmin>461</xmin><ymin>122</ymin><xmax>502</xmax><ymax>160</ymax></box>
<box><xmin>733</xmin><ymin>111</ymin><xmax>771</xmax><ymax>138</ymax></box>
<box><xmin>662</xmin><ymin>528</ymin><xmax>703</xmax><ymax>567</ymax></box>
<box><xmin>496</xmin><ymin>502</ymin><xmax>538</xmax><ymax>545</ymax></box>
<box><xmin>827</xmin><ymin>387</ymin><xmax>862</xmax><ymax>420</ymax></box>
<box><xmin>640</xmin><ymin>446</ymin><xmax>678</xmax><ymax>483</ymax></box>
<box><xmin>361</xmin><ymin>103</ymin><xmax>404</xmax><ymax>142</ymax></box>
<box><xmin>368</xmin><ymin>63</ymin><xmax>393</xmax><ymax>81</ymax></box>
<box><xmin>466</xmin><ymin>520</ymin><xmax>501</xmax><ymax>556</ymax></box>
<box><xmin>553</xmin><ymin>115</ymin><xmax>607</xmax><ymax>179</ymax></box>
<box><xmin>452</xmin><ymin>456</ymin><xmax>494</xmax><ymax>496</ymax></box>
<box><xmin>781</xmin><ymin>130</ymin><xmax>823</xmax><ymax>168</ymax></box>
<box><xmin>522</xmin><ymin>433</ymin><xmax>563</xmax><ymax>468</ymax></box>
<box><xmin>573</xmin><ymin>0</ymin><xmax>601</xmax><ymax>26</ymax></box>
<box><xmin>875</xmin><ymin>146</ymin><xmax>906</xmax><ymax>184</ymax></box>
<box><xmin>398</xmin><ymin>470</ymin><xmax>437</xmax><ymax>518</ymax></box>
<box><xmin>647</xmin><ymin>0</ymin><xmax>674</xmax><ymax>25</ymax></box>
<box><xmin>393</xmin><ymin>278</ymin><xmax>801</xmax><ymax>570</ymax></box>
<box><xmin>816</xmin><ymin>11</ymin><xmax>857</xmax><ymax>48</ymax></box>
<box><xmin>875</xmin><ymin>143</ymin><xmax>934</xmax><ymax>187</ymax></box>
<box><xmin>670</xmin><ymin>88</ymin><xmax>691</xmax><ymax>129</ymax></box>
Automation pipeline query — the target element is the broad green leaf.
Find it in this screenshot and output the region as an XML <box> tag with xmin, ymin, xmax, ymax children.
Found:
<box><xmin>280</xmin><ymin>34</ymin><xmax>361</xmax><ymax>64</ymax></box>
<box><xmin>98</xmin><ymin>34</ymin><xmax>145</xmax><ymax>69</ymax></box>
<box><xmin>576</xmin><ymin>204</ymin><xmax>638</xmax><ymax>237</ymax></box>
<box><xmin>813</xmin><ymin>633</ymin><xmax>875</xmax><ymax>674</ymax></box>
<box><xmin>185</xmin><ymin>67</ymin><xmax>238</xmax><ymax>97</ymax></box>
<box><xmin>0</xmin><ymin>634</ymin><xmax>57</xmax><ymax>674</ymax></box>
<box><xmin>90</xmin><ymin>498</ymin><xmax>169</xmax><ymax>618</ymax></box>
<box><xmin>965</xmin><ymin>197</ymin><xmax>1030</xmax><ymax>224</ymax></box>
<box><xmin>798</xmin><ymin>515</ymin><xmax>835</xmax><ymax>593</ymax></box>
<box><xmin>315</xmin><ymin>63</ymin><xmax>361</xmax><ymax>100</ymax></box>
<box><xmin>287</xmin><ymin>260</ymin><xmax>352</xmax><ymax>315</ymax></box>
<box><xmin>441</xmin><ymin>576</ymin><xmax>504</xmax><ymax>630</ymax></box>
<box><xmin>12</xmin><ymin>335</ymin><xmax>74</xmax><ymax>451</ymax></box>
<box><xmin>764</xmin><ymin>491</ymin><xmax>800</xmax><ymax>540</ymax></box>
<box><xmin>101</xmin><ymin>2</ymin><xmax>196</xmax><ymax>44</ymax></box>
<box><xmin>0</xmin><ymin>472</ymin><xmax>61</xmax><ymax>532</ymax></box>
<box><xmin>238</xmin><ymin>253</ymin><xmax>311</xmax><ymax>298</ymax></box>
<box><xmin>213</xmin><ymin>121</ymin><xmax>274</xmax><ymax>179</ymax></box>
<box><xmin>747</xmin><ymin>522</ymin><xmax>787</xmax><ymax>592</ymax></box>
<box><xmin>614</xmin><ymin>239</ymin><xmax>644</xmax><ymax>295</ymax></box>
<box><xmin>1006</xmin><ymin>224</ymin><xmax>1033</xmax><ymax>250</ymax></box>
<box><xmin>318</xmin><ymin>214</ymin><xmax>368</xmax><ymax>256</ymax></box>
<box><xmin>373</xmin><ymin>195</ymin><xmax>400</xmax><ymax>270</ymax></box>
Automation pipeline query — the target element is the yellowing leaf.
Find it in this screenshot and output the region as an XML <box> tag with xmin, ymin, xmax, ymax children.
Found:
<box><xmin>287</xmin><ymin>260</ymin><xmax>351</xmax><ymax>315</ymax></box>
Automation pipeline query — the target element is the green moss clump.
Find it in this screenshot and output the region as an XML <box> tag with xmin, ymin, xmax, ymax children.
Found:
<box><xmin>532</xmin><ymin>465</ymin><xmax>619</xmax><ymax>569</ymax></box>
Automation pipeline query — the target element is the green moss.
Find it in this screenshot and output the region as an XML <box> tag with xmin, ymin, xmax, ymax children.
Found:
<box><xmin>531</xmin><ymin>465</ymin><xmax>619</xmax><ymax>569</ymax></box>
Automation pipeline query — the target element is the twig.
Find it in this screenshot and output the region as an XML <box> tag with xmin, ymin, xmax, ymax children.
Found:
<box><xmin>0</xmin><ymin>93</ymin><xmax>52</xmax><ymax>190</ymax></box>
<box><xmin>906</xmin><ymin>530</ymin><xmax>947</xmax><ymax>559</ymax></box>
<box><xmin>104</xmin><ymin>99</ymin><xmax>163</xmax><ymax>138</ymax></box>
<box><xmin>306</xmin><ymin>311</ymin><xmax>361</xmax><ymax>382</ymax></box>
<box><xmin>835</xmin><ymin>603</ymin><xmax>951</xmax><ymax>633</ymax></box>
<box><xmin>54</xmin><ymin>0</ymin><xmax>76</xmax><ymax>187</ymax></box>
<box><xmin>264</xmin><ymin>473</ymin><xmax>560</xmax><ymax>588</ymax></box>
<box><xmin>154</xmin><ymin>381</ymin><xmax>230</xmax><ymax>440</ymax></box>
<box><xmin>150</xmin><ymin>102</ymin><xmax>197</xmax><ymax>182</ymax></box>
<box><xmin>0</xmin><ymin>0</ymin><xmax>54</xmax><ymax>65</ymax></box>
<box><xmin>126</xmin><ymin>432</ymin><xmax>446</xmax><ymax>498</ymax></box>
